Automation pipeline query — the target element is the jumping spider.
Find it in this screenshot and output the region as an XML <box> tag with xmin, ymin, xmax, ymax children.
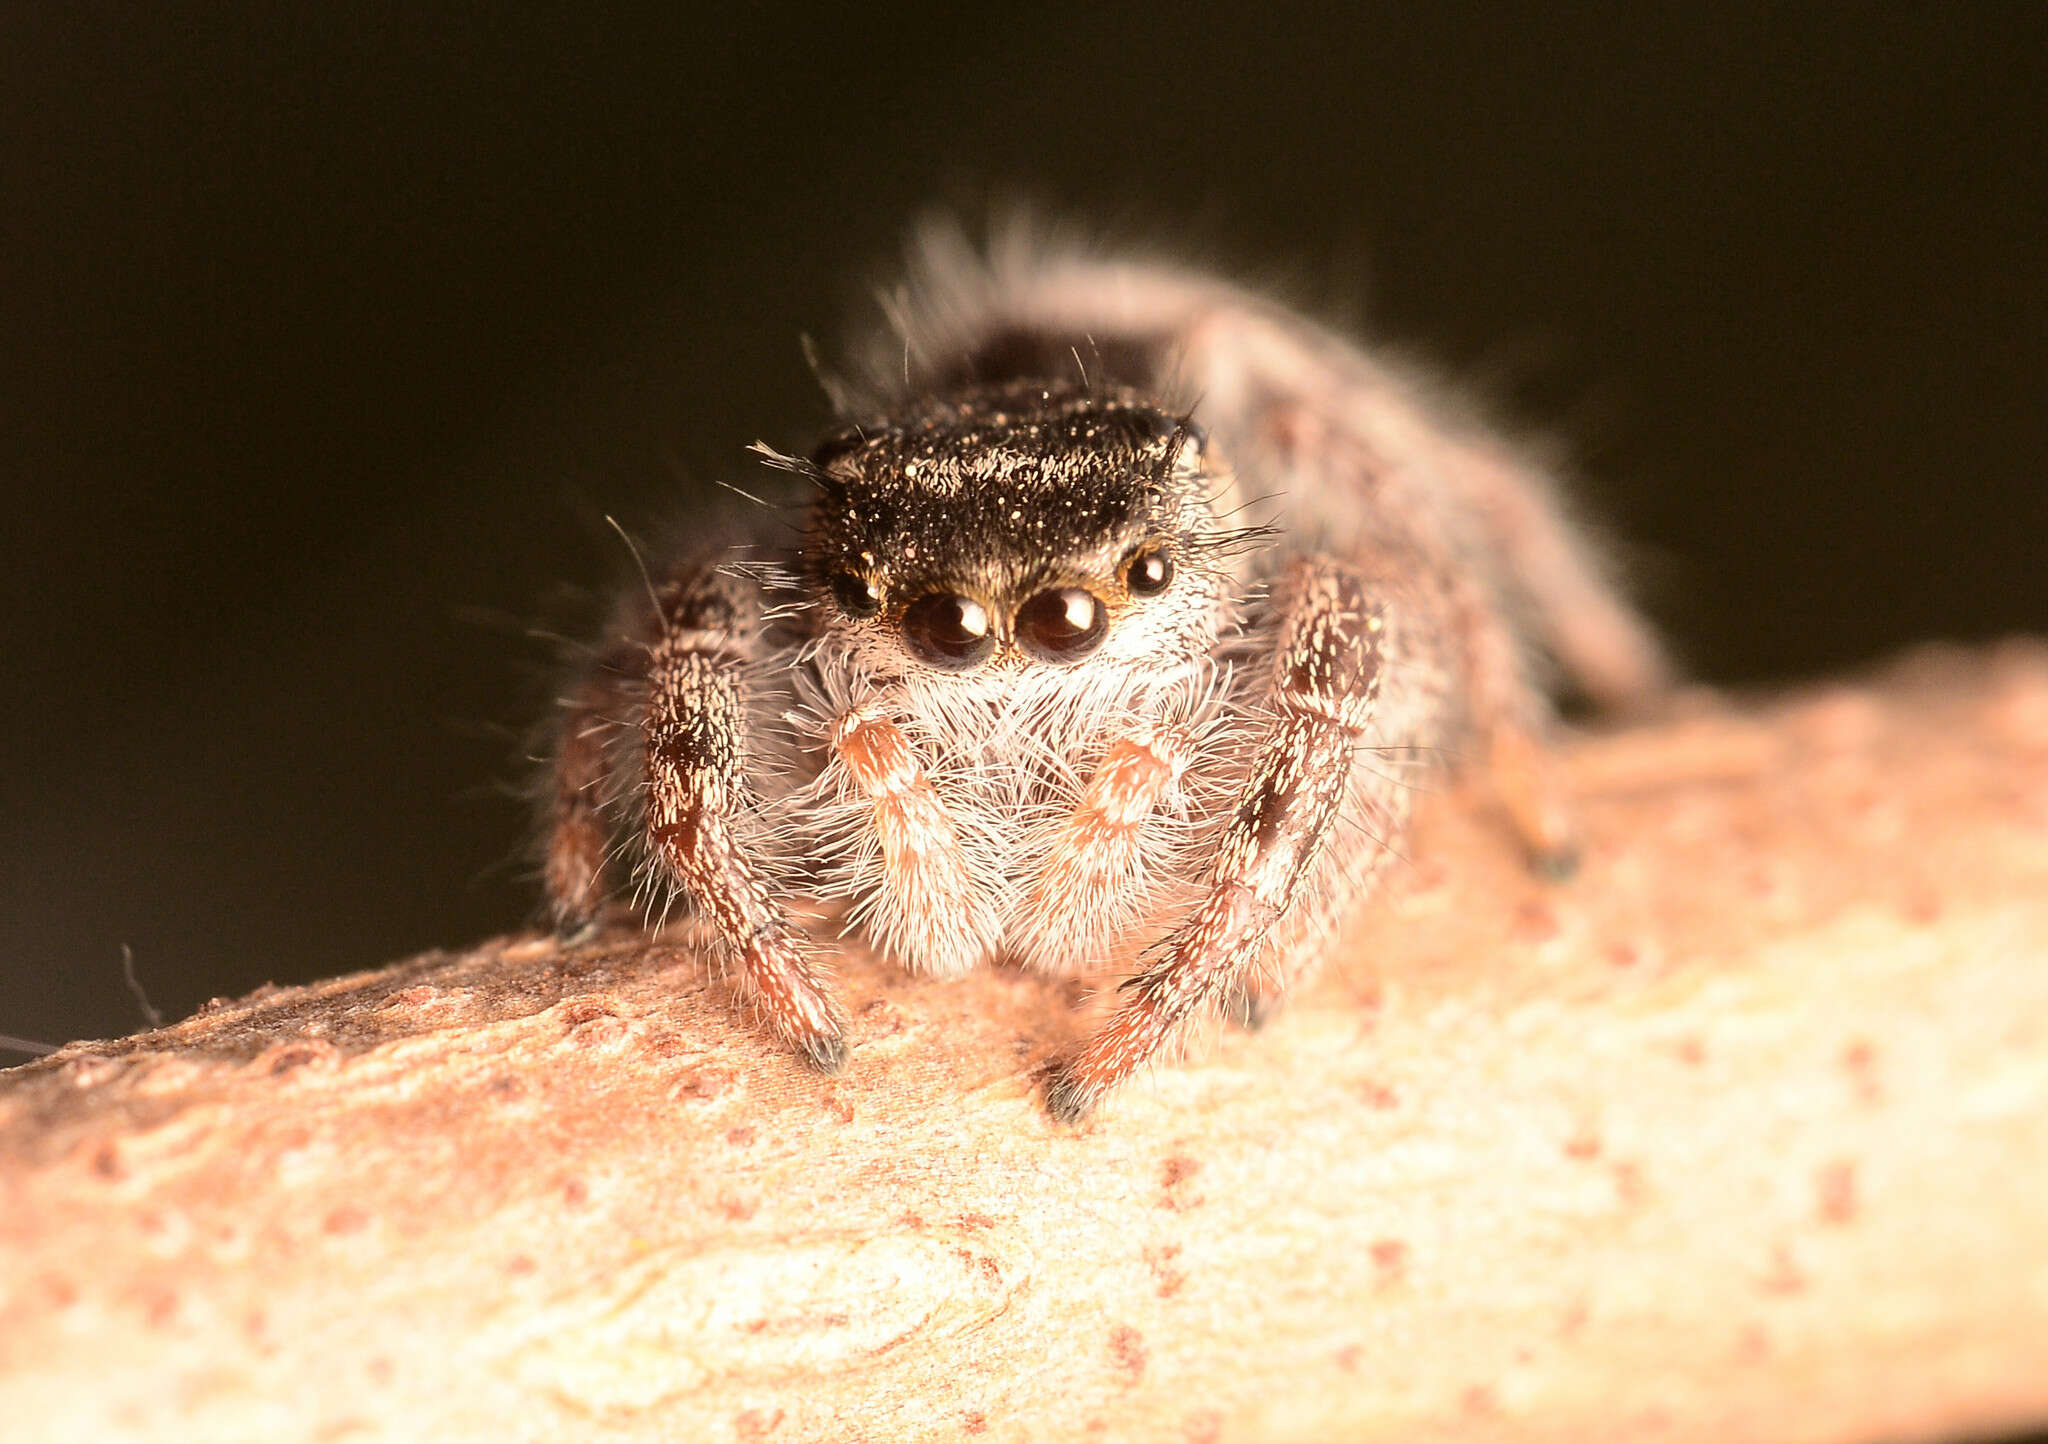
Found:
<box><xmin>541</xmin><ymin>228</ymin><xmax>1665</xmax><ymax>1121</ymax></box>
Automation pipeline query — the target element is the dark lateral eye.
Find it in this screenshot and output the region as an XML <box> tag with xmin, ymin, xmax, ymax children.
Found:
<box><xmin>828</xmin><ymin>571</ymin><xmax>882</xmax><ymax>618</ymax></box>
<box><xmin>1123</xmin><ymin>546</ymin><xmax>1174</xmax><ymax>596</ymax></box>
<box><xmin>902</xmin><ymin>592</ymin><xmax>996</xmax><ymax>669</ymax></box>
<box><xmin>1016</xmin><ymin>587</ymin><xmax>1108</xmax><ymax>662</ymax></box>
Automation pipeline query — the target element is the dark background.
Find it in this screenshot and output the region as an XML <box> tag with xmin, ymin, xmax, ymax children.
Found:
<box><xmin>5</xmin><ymin>5</ymin><xmax>2044</xmax><ymax>1054</ymax></box>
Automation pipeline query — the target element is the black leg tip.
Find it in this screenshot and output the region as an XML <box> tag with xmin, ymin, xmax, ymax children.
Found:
<box><xmin>554</xmin><ymin>915</ymin><xmax>602</xmax><ymax>947</ymax></box>
<box><xmin>1043</xmin><ymin>1068</ymin><xmax>1097</xmax><ymax>1126</ymax></box>
<box><xmin>1531</xmin><ymin>843</ymin><xmax>1582</xmax><ymax>883</ymax></box>
<box><xmin>1221</xmin><ymin>987</ymin><xmax>1274</xmax><ymax>1032</ymax></box>
<box><xmin>797</xmin><ymin>1031</ymin><xmax>850</xmax><ymax>1075</ymax></box>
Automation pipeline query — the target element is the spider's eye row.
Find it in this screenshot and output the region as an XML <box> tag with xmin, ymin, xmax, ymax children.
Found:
<box><xmin>902</xmin><ymin>592</ymin><xmax>996</xmax><ymax>670</ymax></box>
<box><xmin>828</xmin><ymin>571</ymin><xmax>883</xmax><ymax>619</ymax></box>
<box><xmin>1123</xmin><ymin>546</ymin><xmax>1174</xmax><ymax>597</ymax></box>
<box><xmin>1016</xmin><ymin>587</ymin><xmax>1108</xmax><ymax>663</ymax></box>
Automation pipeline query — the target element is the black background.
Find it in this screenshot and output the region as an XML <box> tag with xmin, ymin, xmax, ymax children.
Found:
<box><xmin>5</xmin><ymin>5</ymin><xmax>2044</xmax><ymax>1059</ymax></box>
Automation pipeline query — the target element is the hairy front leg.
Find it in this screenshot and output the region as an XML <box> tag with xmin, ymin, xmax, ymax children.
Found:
<box><xmin>1047</xmin><ymin>562</ymin><xmax>1386</xmax><ymax>1122</ymax></box>
<box><xmin>640</xmin><ymin>571</ymin><xmax>846</xmax><ymax>1070</ymax></box>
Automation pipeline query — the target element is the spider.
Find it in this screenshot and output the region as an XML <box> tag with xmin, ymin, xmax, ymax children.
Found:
<box><xmin>539</xmin><ymin>226</ymin><xmax>1666</xmax><ymax>1122</ymax></box>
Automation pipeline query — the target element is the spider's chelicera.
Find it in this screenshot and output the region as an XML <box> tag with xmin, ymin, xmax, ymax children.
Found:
<box><xmin>540</xmin><ymin>232</ymin><xmax>1666</xmax><ymax>1121</ymax></box>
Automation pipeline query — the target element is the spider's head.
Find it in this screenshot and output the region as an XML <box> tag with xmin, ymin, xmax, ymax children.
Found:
<box><xmin>798</xmin><ymin>382</ymin><xmax>1242</xmax><ymax>680</ymax></box>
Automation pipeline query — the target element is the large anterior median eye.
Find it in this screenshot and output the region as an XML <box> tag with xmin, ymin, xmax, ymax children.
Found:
<box><xmin>1016</xmin><ymin>587</ymin><xmax>1108</xmax><ymax>662</ymax></box>
<box><xmin>901</xmin><ymin>592</ymin><xmax>996</xmax><ymax>670</ymax></box>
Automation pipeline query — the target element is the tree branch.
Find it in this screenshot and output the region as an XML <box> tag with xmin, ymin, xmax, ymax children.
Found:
<box><xmin>5</xmin><ymin>643</ymin><xmax>2048</xmax><ymax>1442</ymax></box>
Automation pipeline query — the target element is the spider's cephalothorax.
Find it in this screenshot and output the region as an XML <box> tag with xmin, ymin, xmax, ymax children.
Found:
<box><xmin>541</xmin><ymin>230</ymin><xmax>1667</xmax><ymax>1121</ymax></box>
<box><xmin>802</xmin><ymin>382</ymin><xmax>1234</xmax><ymax>689</ymax></box>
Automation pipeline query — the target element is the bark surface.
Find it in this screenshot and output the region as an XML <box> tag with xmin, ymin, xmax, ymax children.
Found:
<box><xmin>5</xmin><ymin>643</ymin><xmax>2048</xmax><ymax>1443</ymax></box>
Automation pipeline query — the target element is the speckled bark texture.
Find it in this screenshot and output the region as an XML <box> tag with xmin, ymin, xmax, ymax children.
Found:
<box><xmin>5</xmin><ymin>643</ymin><xmax>2048</xmax><ymax>1443</ymax></box>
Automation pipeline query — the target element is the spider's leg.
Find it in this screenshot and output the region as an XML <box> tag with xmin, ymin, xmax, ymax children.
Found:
<box><xmin>640</xmin><ymin>565</ymin><xmax>846</xmax><ymax>1071</ymax></box>
<box><xmin>543</xmin><ymin>650</ymin><xmax>637</xmax><ymax>939</ymax></box>
<box><xmin>1452</xmin><ymin>569</ymin><xmax>1581</xmax><ymax>879</ymax></box>
<box><xmin>833</xmin><ymin>704</ymin><xmax>1001</xmax><ymax>977</ymax></box>
<box><xmin>1047</xmin><ymin>559</ymin><xmax>1385</xmax><ymax>1122</ymax></box>
<box><xmin>1008</xmin><ymin>723</ymin><xmax>1193</xmax><ymax>975</ymax></box>
<box><xmin>1451</xmin><ymin>447</ymin><xmax>1670</xmax><ymax>714</ymax></box>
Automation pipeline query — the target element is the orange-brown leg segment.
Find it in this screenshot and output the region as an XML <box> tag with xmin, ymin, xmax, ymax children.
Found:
<box><xmin>833</xmin><ymin>705</ymin><xmax>1000</xmax><ymax>978</ymax></box>
<box><xmin>1487</xmin><ymin>722</ymin><xmax>1580</xmax><ymax>879</ymax></box>
<box><xmin>1450</xmin><ymin>573</ymin><xmax>1582</xmax><ymax>878</ymax></box>
<box><xmin>1010</xmin><ymin>724</ymin><xmax>1192</xmax><ymax>974</ymax></box>
<box><xmin>1047</xmin><ymin>562</ymin><xmax>1386</xmax><ymax>1122</ymax></box>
